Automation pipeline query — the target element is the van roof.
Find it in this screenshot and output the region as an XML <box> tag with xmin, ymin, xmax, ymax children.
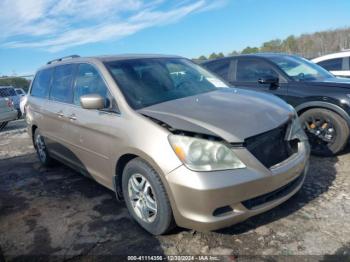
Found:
<box><xmin>38</xmin><ymin>54</ymin><xmax>183</xmax><ymax>72</ymax></box>
<box><xmin>46</xmin><ymin>54</ymin><xmax>181</xmax><ymax>64</ymax></box>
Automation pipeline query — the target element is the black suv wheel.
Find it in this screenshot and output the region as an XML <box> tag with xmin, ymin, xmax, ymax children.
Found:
<box><xmin>300</xmin><ymin>108</ymin><xmax>349</xmax><ymax>156</ymax></box>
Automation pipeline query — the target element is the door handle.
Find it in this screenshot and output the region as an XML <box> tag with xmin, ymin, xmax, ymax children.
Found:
<box><xmin>68</xmin><ymin>114</ymin><xmax>77</xmax><ymax>121</ymax></box>
<box><xmin>56</xmin><ymin>111</ymin><xmax>64</xmax><ymax>118</ymax></box>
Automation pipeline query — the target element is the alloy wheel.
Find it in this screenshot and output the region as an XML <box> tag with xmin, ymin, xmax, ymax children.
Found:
<box><xmin>303</xmin><ymin>115</ymin><xmax>336</xmax><ymax>153</ymax></box>
<box><xmin>35</xmin><ymin>134</ymin><xmax>47</xmax><ymax>162</ymax></box>
<box><xmin>128</xmin><ymin>173</ymin><xmax>158</xmax><ymax>223</ymax></box>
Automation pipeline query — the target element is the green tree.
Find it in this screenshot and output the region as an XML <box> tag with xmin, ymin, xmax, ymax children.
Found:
<box><xmin>241</xmin><ymin>46</ymin><xmax>259</xmax><ymax>54</ymax></box>
<box><xmin>282</xmin><ymin>35</ymin><xmax>298</xmax><ymax>53</ymax></box>
<box><xmin>260</xmin><ymin>39</ymin><xmax>283</xmax><ymax>52</ymax></box>
<box><xmin>198</xmin><ymin>55</ymin><xmax>207</xmax><ymax>60</ymax></box>
<box><xmin>208</xmin><ymin>52</ymin><xmax>219</xmax><ymax>60</ymax></box>
<box><xmin>0</xmin><ymin>77</ymin><xmax>31</xmax><ymax>92</ymax></box>
<box><xmin>217</xmin><ymin>52</ymin><xmax>225</xmax><ymax>58</ymax></box>
<box><xmin>229</xmin><ymin>50</ymin><xmax>240</xmax><ymax>56</ymax></box>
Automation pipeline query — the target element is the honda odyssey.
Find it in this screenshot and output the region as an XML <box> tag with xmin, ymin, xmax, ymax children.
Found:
<box><xmin>27</xmin><ymin>54</ymin><xmax>310</xmax><ymax>235</ymax></box>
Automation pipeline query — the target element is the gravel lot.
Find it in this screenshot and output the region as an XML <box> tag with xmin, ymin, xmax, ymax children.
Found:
<box><xmin>0</xmin><ymin>120</ymin><xmax>350</xmax><ymax>261</ymax></box>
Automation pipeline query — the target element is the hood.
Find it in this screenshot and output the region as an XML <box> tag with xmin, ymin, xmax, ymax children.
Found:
<box><xmin>306</xmin><ymin>77</ymin><xmax>350</xmax><ymax>89</ymax></box>
<box><xmin>138</xmin><ymin>88</ymin><xmax>294</xmax><ymax>143</ymax></box>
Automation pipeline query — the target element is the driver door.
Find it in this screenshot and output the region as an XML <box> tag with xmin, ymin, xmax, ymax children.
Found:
<box><xmin>63</xmin><ymin>63</ymin><xmax>122</xmax><ymax>187</ymax></box>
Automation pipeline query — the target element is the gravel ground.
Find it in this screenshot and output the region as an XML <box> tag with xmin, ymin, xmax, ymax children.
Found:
<box><xmin>0</xmin><ymin>120</ymin><xmax>350</xmax><ymax>261</ymax></box>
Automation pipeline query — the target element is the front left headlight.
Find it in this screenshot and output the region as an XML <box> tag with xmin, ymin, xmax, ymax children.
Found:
<box><xmin>288</xmin><ymin>116</ymin><xmax>308</xmax><ymax>141</ymax></box>
<box><xmin>168</xmin><ymin>135</ymin><xmax>246</xmax><ymax>172</ymax></box>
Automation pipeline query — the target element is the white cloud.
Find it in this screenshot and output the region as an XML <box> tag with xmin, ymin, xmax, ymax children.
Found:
<box><xmin>0</xmin><ymin>0</ymin><xmax>227</xmax><ymax>52</ymax></box>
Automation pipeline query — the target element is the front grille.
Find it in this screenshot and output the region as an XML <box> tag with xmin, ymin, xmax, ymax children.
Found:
<box><xmin>242</xmin><ymin>173</ymin><xmax>304</xmax><ymax>210</ymax></box>
<box><xmin>245</xmin><ymin>122</ymin><xmax>293</xmax><ymax>168</ymax></box>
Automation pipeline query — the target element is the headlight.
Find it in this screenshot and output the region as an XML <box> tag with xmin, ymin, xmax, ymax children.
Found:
<box><xmin>168</xmin><ymin>135</ymin><xmax>246</xmax><ymax>171</ymax></box>
<box><xmin>289</xmin><ymin>116</ymin><xmax>308</xmax><ymax>141</ymax></box>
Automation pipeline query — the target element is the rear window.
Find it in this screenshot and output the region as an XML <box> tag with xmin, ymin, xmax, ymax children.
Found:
<box><xmin>0</xmin><ymin>87</ymin><xmax>16</xmax><ymax>97</ymax></box>
<box><xmin>15</xmin><ymin>89</ymin><xmax>24</xmax><ymax>95</ymax></box>
<box><xmin>31</xmin><ymin>68</ymin><xmax>53</xmax><ymax>98</ymax></box>
<box><xmin>50</xmin><ymin>64</ymin><xmax>75</xmax><ymax>103</ymax></box>
<box><xmin>318</xmin><ymin>58</ymin><xmax>343</xmax><ymax>71</ymax></box>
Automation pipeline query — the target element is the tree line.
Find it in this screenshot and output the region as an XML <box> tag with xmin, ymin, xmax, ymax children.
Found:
<box><xmin>0</xmin><ymin>77</ymin><xmax>31</xmax><ymax>92</ymax></box>
<box><xmin>197</xmin><ymin>27</ymin><xmax>350</xmax><ymax>60</ymax></box>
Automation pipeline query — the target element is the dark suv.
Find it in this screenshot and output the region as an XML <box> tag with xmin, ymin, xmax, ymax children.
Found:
<box><xmin>203</xmin><ymin>53</ymin><xmax>350</xmax><ymax>156</ymax></box>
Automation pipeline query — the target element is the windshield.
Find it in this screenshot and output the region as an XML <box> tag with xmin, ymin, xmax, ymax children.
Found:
<box><xmin>105</xmin><ymin>58</ymin><xmax>228</xmax><ymax>109</ymax></box>
<box><xmin>269</xmin><ymin>55</ymin><xmax>334</xmax><ymax>81</ymax></box>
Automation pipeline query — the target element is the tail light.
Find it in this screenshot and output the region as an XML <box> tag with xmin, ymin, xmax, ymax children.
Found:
<box><xmin>5</xmin><ymin>98</ymin><xmax>14</xmax><ymax>108</ymax></box>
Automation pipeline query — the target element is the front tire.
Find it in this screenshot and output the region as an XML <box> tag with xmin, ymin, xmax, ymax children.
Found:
<box><xmin>299</xmin><ymin>108</ymin><xmax>349</xmax><ymax>156</ymax></box>
<box><xmin>122</xmin><ymin>158</ymin><xmax>174</xmax><ymax>235</ymax></box>
<box><xmin>34</xmin><ymin>129</ymin><xmax>54</xmax><ymax>166</ymax></box>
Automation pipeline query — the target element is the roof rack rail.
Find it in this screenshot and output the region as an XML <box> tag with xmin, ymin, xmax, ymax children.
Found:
<box><xmin>47</xmin><ymin>55</ymin><xmax>80</xmax><ymax>65</ymax></box>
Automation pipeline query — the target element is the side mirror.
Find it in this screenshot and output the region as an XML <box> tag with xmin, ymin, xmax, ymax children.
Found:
<box><xmin>258</xmin><ymin>77</ymin><xmax>279</xmax><ymax>89</ymax></box>
<box><xmin>80</xmin><ymin>94</ymin><xmax>105</xmax><ymax>110</ymax></box>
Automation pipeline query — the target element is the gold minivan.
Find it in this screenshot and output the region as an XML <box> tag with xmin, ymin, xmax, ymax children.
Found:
<box><xmin>27</xmin><ymin>55</ymin><xmax>310</xmax><ymax>235</ymax></box>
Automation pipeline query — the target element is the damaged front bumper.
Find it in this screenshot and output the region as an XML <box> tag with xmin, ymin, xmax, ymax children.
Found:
<box><xmin>165</xmin><ymin>141</ymin><xmax>310</xmax><ymax>231</ymax></box>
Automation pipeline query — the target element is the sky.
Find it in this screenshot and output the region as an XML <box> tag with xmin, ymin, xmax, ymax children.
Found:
<box><xmin>0</xmin><ymin>0</ymin><xmax>350</xmax><ymax>76</ymax></box>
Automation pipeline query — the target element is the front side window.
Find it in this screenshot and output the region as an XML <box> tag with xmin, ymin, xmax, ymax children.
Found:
<box><xmin>31</xmin><ymin>68</ymin><xmax>53</xmax><ymax>98</ymax></box>
<box><xmin>73</xmin><ymin>63</ymin><xmax>116</xmax><ymax>110</ymax></box>
<box><xmin>269</xmin><ymin>55</ymin><xmax>333</xmax><ymax>81</ymax></box>
<box><xmin>318</xmin><ymin>58</ymin><xmax>343</xmax><ymax>71</ymax></box>
<box><xmin>50</xmin><ymin>64</ymin><xmax>75</xmax><ymax>103</ymax></box>
<box><xmin>105</xmin><ymin>58</ymin><xmax>228</xmax><ymax>109</ymax></box>
<box><xmin>236</xmin><ymin>59</ymin><xmax>278</xmax><ymax>82</ymax></box>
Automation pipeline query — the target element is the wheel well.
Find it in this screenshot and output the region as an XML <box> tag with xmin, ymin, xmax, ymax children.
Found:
<box><xmin>297</xmin><ymin>106</ymin><xmax>340</xmax><ymax>118</ymax></box>
<box><xmin>297</xmin><ymin>106</ymin><xmax>350</xmax><ymax>131</ymax></box>
<box><xmin>114</xmin><ymin>154</ymin><xmax>138</xmax><ymax>201</ymax></box>
<box><xmin>31</xmin><ymin>125</ymin><xmax>38</xmax><ymax>144</ymax></box>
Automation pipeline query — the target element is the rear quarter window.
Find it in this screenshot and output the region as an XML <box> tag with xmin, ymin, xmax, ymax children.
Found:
<box><xmin>31</xmin><ymin>68</ymin><xmax>53</xmax><ymax>98</ymax></box>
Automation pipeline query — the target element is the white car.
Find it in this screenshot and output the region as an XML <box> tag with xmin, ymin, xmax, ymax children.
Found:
<box><xmin>312</xmin><ymin>51</ymin><xmax>350</xmax><ymax>78</ymax></box>
<box><xmin>15</xmin><ymin>88</ymin><xmax>26</xmax><ymax>97</ymax></box>
<box><xmin>20</xmin><ymin>95</ymin><xmax>28</xmax><ymax>116</ymax></box>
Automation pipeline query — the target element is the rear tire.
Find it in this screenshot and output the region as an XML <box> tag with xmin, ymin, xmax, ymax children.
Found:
<box><xmin>299</xmin><ymin>108</ymin><xmax>349</xmax><ymax>156</ymax></box>
<box><xmin>122</xmin><ymin>157</ymin><xmax>175</xmax><ymax>235</ymax></box>
<box><xmin>0</xmin><ymin>122</ymin><xmax>8</xmax><ymax>131</ymax></box>
<box><xmin>34</xmin><ymin>129</ymin><xmax>54</xmax><ymax>166</ymax></box>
